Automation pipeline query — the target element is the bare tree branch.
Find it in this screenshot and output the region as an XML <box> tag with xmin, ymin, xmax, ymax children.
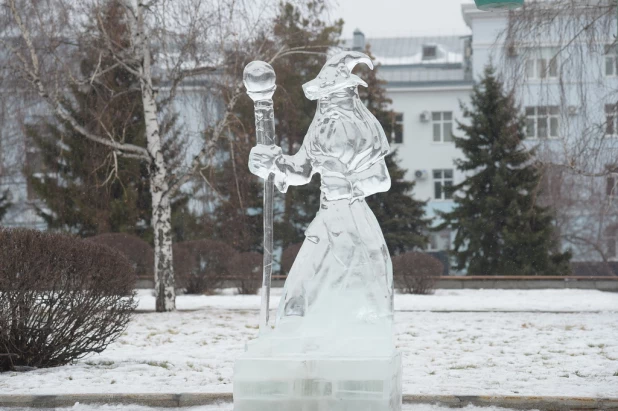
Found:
<box><xmin>4</xmin><ymin>0</ymin><xmax>150</xmax><ymax>160</ymax></box>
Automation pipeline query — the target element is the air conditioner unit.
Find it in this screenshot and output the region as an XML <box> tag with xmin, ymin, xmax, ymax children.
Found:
<box><xmin>414</xmin><ymin>170</ymin><xmax>429</xmax><ymax>180</ymax></box>
<box><xmin>420</xmin><ymin>111</ymin><xmax>431</xmax><ymax>123</ymax></box>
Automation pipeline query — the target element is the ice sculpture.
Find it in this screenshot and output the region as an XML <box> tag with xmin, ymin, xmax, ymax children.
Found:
<box><xmin>234</xmin><ymin>51</ymin><xmax>402</xmax><ymax>411</ymax></box>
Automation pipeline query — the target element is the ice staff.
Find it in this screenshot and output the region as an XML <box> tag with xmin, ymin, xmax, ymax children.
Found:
<box><xmin>243</xmin><ymin>61</ymin><xmax>277</xmax><ymax>333</ymax></box>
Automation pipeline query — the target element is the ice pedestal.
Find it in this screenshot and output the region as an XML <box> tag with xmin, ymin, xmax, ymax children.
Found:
<box><xmin>233</xmin><ymin>315</ymin><xmax>402</xmax><ymax>411</ymax></box>
<box><xmin>233</xmin><ymin>351</ymin><xmax>402</xmax><ymax>411</ymax></box>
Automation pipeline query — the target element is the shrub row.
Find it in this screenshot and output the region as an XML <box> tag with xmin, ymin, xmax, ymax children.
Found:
<box><xmin>0</xmin><ymin>228</ymin><xmax>136</xmax><ymax>372</ymax></box>
<box><xmin>173</xmin><ymin>240</ymin><xmax>262</xmax><ymax>295</ymax></box>
<box><xmin>87</xmin><ymin>233</ymin><xmax>262</xmax><ymax>295</ymax></box>
<box><xmin>87</xmin><ymin>234</ymin><xmax>444</xmax><ymax>295</ymax></box>
<box><xmin>282</xmin><ymin>244</ymin><xmax>443</xmax><ymax>295</ymax></box>
<box><xmin>392</xmin><ymin>252</ymin><xmax>442</xmax><ymax>295</ymax></box>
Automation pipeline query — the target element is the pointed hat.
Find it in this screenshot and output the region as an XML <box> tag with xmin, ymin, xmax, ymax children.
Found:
<box><xmin>302</xmin><ymin>51</ymin><xmax>373</xmax><ymax>100</ymax></box>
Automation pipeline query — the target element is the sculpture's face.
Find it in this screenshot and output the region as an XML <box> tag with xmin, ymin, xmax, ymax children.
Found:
<box><xmin>318</xmin><ymin>87</ymin><xmax>356</xmax><ymax>114</ymax></box>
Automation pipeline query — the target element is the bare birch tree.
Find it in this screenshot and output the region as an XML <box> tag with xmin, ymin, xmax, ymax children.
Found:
<box><xmin>0</xmin><ymin>0</ymin><xmax>333</xmax><ymax>310</ymax></box>
<box><xmin>495</xmin><ymin>0</ymin><xmax>618</xmax><ymax>267</ymax></box>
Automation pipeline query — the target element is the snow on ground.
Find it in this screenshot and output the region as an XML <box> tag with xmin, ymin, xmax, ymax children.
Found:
<box><xmin>4</xmin><ymin>404</ymin><xmax>532</xmax><ymax>411</ymax></box>
<box><xmin>1</xmin><ymin>290</ymin><xmax>617</xmax><ymax>398</ymax></box>
<box><xmin>136</xmin><ymin>288</ymin><xmax>618</xmax><ymax>312</ymax></box>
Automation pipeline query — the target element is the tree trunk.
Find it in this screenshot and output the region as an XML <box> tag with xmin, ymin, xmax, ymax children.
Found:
<box><xmin>150</xmin><ymin>175</ymin><xmax>176</xmax><ymax>312</ymax></box>
<box><xmin>144</xmin><ymin>84</ymin><xmax>175</xmax><ymax>312</ymax></box>
<box><xmin>133</xmin><ymin>1</ymin><xmax>176</xmax><ymax>311</ymax></box>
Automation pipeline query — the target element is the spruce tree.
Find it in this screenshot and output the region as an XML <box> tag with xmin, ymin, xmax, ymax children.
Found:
<box><xmin>271</xmin><ymin>2</ymin><xmax>342</xmax><ymax>250</ymax></box>
<box><xmin>359</xmin><ymin>47</ymin><xmax>431</xmax><ymax>254</ymax></box>
<box><xmin>26</xmin><ymin>10</ymin><xmax>150</xmax><ymax>238</ymax></box>
<box><xmin>26</xmin><ymin>3</ymin><xmax>197</xmax><ymax>243</ymax></box>
<box><xmin>366</xmin><ymin>152</ymin><xmax>431</xmax><ymax>254</ymax></box>
<box><xmin>210</xmin><ymin>2</ymin><xmax>342</xmax><ymax>253</ymax></box>
<box><xmin>437</xmin><ymin>65</ymin><xmax>571</xmax><ymax>275</ymax></box>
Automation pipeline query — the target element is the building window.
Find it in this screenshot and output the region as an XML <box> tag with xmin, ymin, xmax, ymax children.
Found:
<box><xmin>605</xmin><ymin>225</ymin><xmax>618</xmax><ymax>260</ymax></box>
<box><xmin>428</xmin><ymin>229</ymin><xmax>451</xmax><ymax>251</ymax></box>
<box><xmin>391</xmin><ymin>112</ymin><xmax>403</xmax><ymax>144</ymax></box>
<box><xmin>525</xmin><ymin>106</ymin><xmax>559</xmax><ymax>138</ymax></box>
<box><xmin>422</xmin><ymin>45</ymin><xmax>437</xmax><ymax>61</ymax></box>
<box><xmin>607</xmin><ymin>237</ymin><xmax>617</xmax><ymax>260</ymax></box>
<box><xmin>606</xmin><ymin>104</ymin><xmax>618</xmax><ymax>136</ymax></box>
<box><xmin>433</xmin><ymin>169</ymin><xmax>453</xmax><ymax>200</ymax></box>
<box><xmin>525</xmin><ymin>48</ymin><xmax>558</xmax><ymax>79</ymax></box>
<box><xmin>432</xmin><ymin>111</ymin><xmax>453</xmax><ymax>142</ymax></box>
<box><xmin>607</xmin><ymin>173</ymin><xmax>618</xmax><ymax>197</ymax></box>
<box><xmin>605</xmin><ymin>45</ymin><xmax>618</xmax><ymax>77</ymax></box>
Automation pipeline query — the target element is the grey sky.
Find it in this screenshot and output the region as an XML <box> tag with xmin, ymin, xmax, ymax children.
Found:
<box><xmin>331</xmin><ymin>0</ymin><xmax>474</xmax><ymax>39</ymax></box>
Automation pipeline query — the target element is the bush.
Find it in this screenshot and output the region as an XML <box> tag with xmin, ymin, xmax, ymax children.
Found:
<box><xmin>86</xmin><ymin>233</ymin><xmax>154</xmax><ymax>279</ymax></box>
<box><xmin>392</xmin><ymin>252</ymin><xmax>442</xmax><ymax>295</ymax></box>
<box><xmin>0</xmin><ymin>228</ymin><xmax>136</xmax><ymax>371</ymax></box>
<box><xmin>173</xmin><ymin>240</ymin><xmax>236</xmax><ymax>294</ymax></box>
<box><xmin>280</xmin><ymin>243</ymin><xmax>302</xmax><ymax>276</ymax></box>
<box><xmin>228</xmin><ymin>252</ymin><xmax>262</xmax><ymax>295</ymax></box>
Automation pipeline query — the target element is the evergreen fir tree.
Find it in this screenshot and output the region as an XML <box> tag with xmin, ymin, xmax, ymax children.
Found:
<box><xmin>209</xmin><ymin>1</ymin><xmax>342</xmax><ymax>253</ymax></box>
<box><xmin>26</xmin><ymin>4</ymin><xmax>149</xmax><ymax>238</ymax></box>
<box><xmin>366</xmin><ymin>152</ymin><xmax>431</xmax><ymax>254</ymax></box>
<box><xmin>436</xmin><ymin>65</ymin><xmax>571</xmax><ymax>275</ymax></box>
<box><xmin>26</xmin><ymin>3</ymin><xmax>198</xmax><ymax>243</ymax></box>
<box><xmin>270</xmin><ymin>2</ymin><xmax>342</xmax><ymax>249</ymax></box>
<box><xmin>359</xmin><ymin>47</ymin><xmax>431</xmax><ymax>254</ymax></box>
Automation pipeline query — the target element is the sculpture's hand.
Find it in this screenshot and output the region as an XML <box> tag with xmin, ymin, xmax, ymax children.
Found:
<box><xmin>321</xmin><ymin>174</ymin><xmax>353</xmax><ymax>201</ymax></box>
<box><xmin>249</xmin><ymin>144</ymin><xmax>282</xmax><ymax>179</ymax></box>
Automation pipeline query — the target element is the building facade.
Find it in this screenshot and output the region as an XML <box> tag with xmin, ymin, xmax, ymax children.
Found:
<box><xmin>351</xmin><ymin>3</ymin><xmax>617</xmax><ymax>266</ymax></box>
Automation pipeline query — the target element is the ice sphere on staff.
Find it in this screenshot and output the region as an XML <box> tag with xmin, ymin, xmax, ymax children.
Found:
<box><xmin>243</xmin><ymin>61</ymin><xmax>276</xmax><ymax>101</ymax></box>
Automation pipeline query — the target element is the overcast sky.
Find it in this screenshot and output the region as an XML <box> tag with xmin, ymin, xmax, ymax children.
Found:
<box><xmin>330</xmin><ymin>0</ymin><xmax>475</xmax><ymax>39</ymax></box>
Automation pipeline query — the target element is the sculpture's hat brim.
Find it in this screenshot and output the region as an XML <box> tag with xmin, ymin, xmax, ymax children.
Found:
<box><xmin>302</xmin><ymin>74</ymin><xmax>367</xmax><ymax>100</ymax></box>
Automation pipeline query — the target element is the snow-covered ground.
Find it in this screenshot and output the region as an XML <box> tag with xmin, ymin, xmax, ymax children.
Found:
<box><xmin>136</xmin><ymin>288</ymin><xmax>618</xmax><ymax>312</ymax></box>
<box><xmin>0</xmin><ymin>290</ymin><xmax>616</xmax><ymax>398</ymax></box>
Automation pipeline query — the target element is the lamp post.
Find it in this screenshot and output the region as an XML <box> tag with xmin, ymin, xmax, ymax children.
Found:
<box><xmin>474</xmin><ymin>0</ymin><xmax>523</xmax><ymax>11</ymax></box>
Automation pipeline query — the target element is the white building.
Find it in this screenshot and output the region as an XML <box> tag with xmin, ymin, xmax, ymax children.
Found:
<box><xmin>351</xmin><ymin>2</ymin><xmax>617</xmax><ymax>266</ymax></box>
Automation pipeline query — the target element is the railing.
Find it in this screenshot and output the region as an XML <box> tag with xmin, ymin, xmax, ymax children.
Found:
<box><xmin>437</xmin><ymin>275</ymin><xmax>618</xmax><ymax>280</ymax></box>
<box><xmin>270</xmin><ymin>275</ymin><xmax>618</xmax><ymax>281</ymax></box>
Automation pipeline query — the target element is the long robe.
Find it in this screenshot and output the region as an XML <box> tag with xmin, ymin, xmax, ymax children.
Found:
<box><xmin>265</xmin><ymin>89</ymin><xmax>394</xmax><ymax>356</ymax></box>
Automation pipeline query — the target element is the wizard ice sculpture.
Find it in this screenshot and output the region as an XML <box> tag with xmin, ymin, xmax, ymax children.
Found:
<box><xmin>234</xmin><ymin>51</ymin><xmax>402</xmax><ymax>411</ymax></box>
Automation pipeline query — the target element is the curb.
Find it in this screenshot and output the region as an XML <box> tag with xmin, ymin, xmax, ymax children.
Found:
<box><xmin>404</xmin><ymin>394</ymin><xmax>618</xmax><ymax>410</ymax></box>
<box><xmin>0</xmin><ymin>393</ymin><xmax>617</xmax><ymax>410</ymax></box>
<box><xmin>0</xmin><ymin>394</ymin><xmax>232</xmax><ymax>408</ymax></box>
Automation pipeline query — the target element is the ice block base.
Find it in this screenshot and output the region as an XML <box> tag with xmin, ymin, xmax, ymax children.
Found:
<box><xmin>233</xmin><ymin>351</ymin><xmax>402</xmax><ymax>411</ymax></box>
